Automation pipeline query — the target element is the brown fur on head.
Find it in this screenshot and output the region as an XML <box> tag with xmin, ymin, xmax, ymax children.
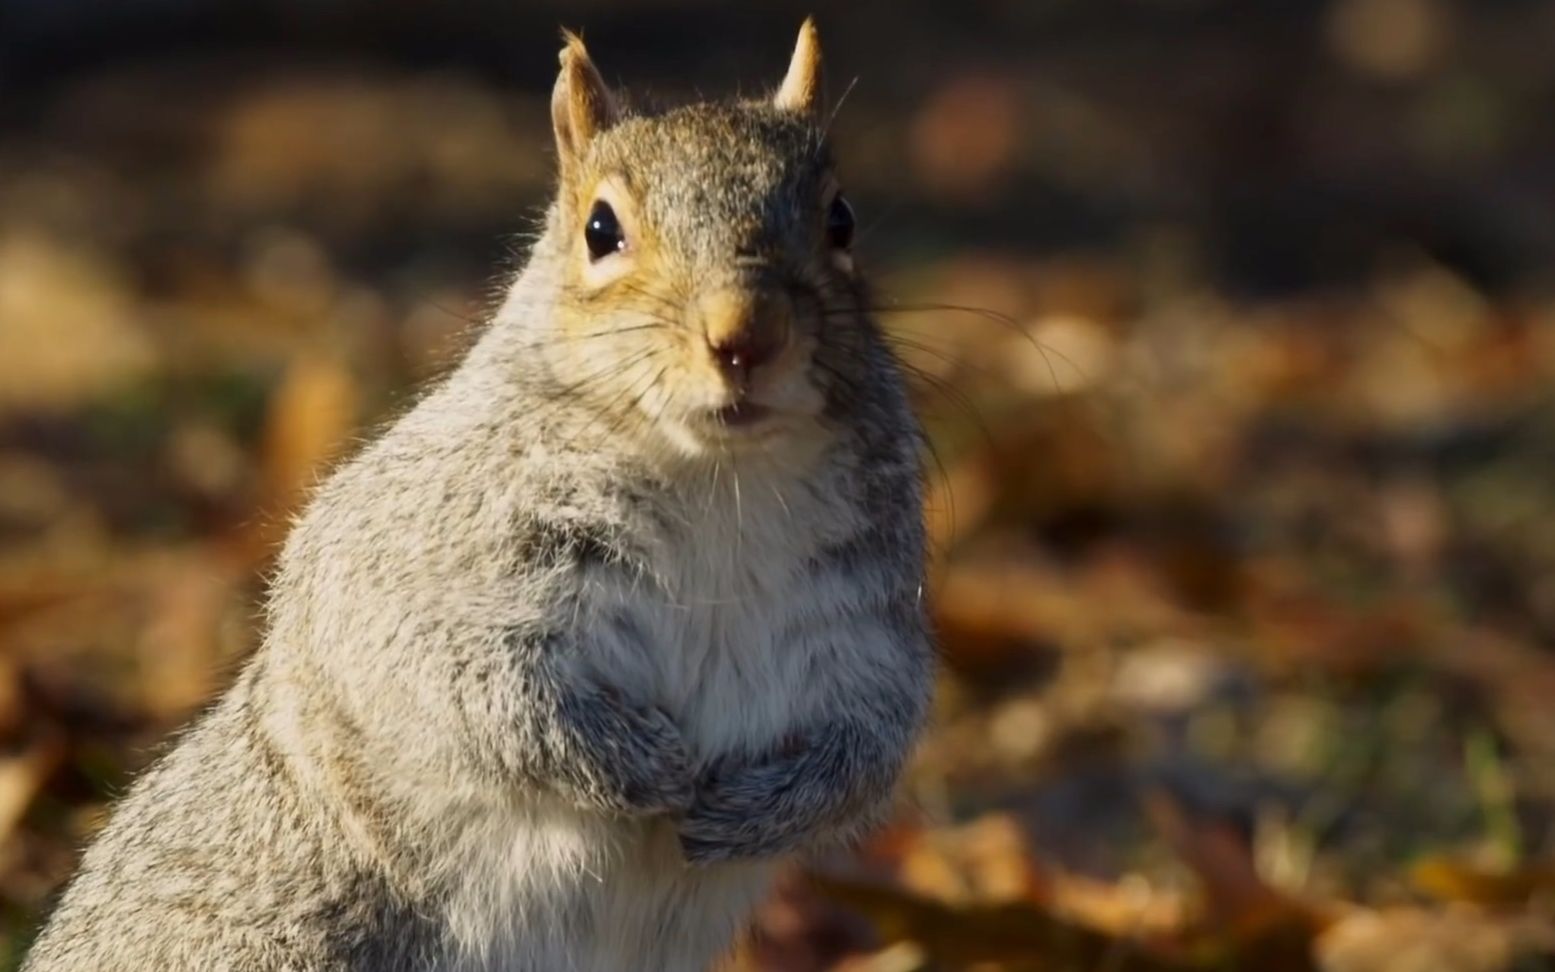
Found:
<box><xmin>538</xmin><ymin>21</ymin><xmax>889</xmax><ymax>462</ymax></box>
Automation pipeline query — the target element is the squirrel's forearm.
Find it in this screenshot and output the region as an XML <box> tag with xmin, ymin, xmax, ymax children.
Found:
<box><xmin>678</xmin><ymin>717</ymin><xmax>910</xmax><ymax>863</ymax></box>
<box><xmin>679</xmin><ymin>616</ymin><xmax>931</xmax><ymax>863</ymax></box>
<box><xmin>446</xmin><ymin>628</ymin><xmax>693</xmax><ymax>815</ymax></box>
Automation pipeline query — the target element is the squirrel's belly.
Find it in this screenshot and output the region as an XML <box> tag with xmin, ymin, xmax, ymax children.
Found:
<box><xmin>440</xmin><ymin>802</ymin><xmax>774</xmax><ymax>972</ymax></box>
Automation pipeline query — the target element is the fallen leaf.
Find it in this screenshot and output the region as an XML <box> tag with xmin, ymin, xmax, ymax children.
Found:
<box><xmin>1410</xmin><ymin>856</ymin><xmax>1555</xmax><ymax>909</ymax></box>
<box><xmin>1315</xmin><ymin>906</ymin><xmax>1555</xmax><ymax>972</ymax></box>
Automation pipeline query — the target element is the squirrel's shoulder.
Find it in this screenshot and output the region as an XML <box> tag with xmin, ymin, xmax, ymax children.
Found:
<box><xmin>279</xmin><ymin>371</ymin><xmax>658</xmax><ymax>578</ymax></box>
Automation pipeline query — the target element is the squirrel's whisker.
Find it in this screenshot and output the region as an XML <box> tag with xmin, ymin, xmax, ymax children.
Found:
<box><xmin>851</xmin><ymin>199</ymin><xmax>904</xmax><ymax>247</ymax></box>
<box><xmin>617</xmin><ymin>280</ymin><xmax>688</xmax><ymax>316</ymax></box>
<box><xmin>590</xmin><ymin>363</ymin><xmax>671</xmax><ymax>454</ymax></box>
<box><xmin>567</xmin><ymin>353</ymin><xmax>670</xmax><ymax>454</ymax></box>
<box><xmin>511</xmin><ymin>322</ymin><xmax>671</xmax><ymax>353</ymax></box>
<box><xmin>825</xmin><ymin>300</ymin><xmax>1078</xmax><ymax>394</ymax></box>
<box><xmin>543</xmin><ymin>347</ymin><xmax>660</xmax><ymax>413</ymax></box>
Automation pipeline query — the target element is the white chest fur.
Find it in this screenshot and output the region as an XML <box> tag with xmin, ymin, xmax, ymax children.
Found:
<box><xmin>588</xmin><ymin>460</ymin><xmax>845</xmax><ymax>763</ymax></box>
<box><xmin>442</xmin><ymin>459</ymin><xmax>856</xmax><ymax>972</ymax></box>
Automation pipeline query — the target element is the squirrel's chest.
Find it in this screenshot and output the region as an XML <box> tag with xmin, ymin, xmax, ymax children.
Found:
<box><xmin>590</xmin><ymin>492</ymin><xmax>837</xmax><ymax>762</ymax></box>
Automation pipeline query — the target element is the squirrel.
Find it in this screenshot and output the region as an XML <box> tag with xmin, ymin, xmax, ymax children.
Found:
<box><xmin>24</xmin><ymin>19</ymin><xmax>933</xmax><ymax>972</ymax></box>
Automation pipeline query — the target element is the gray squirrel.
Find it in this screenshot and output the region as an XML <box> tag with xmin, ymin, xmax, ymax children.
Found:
<box><xmin>24</xmin><ymin>20</ymin><xmax>934</xmax><ymax>972</ymax></box>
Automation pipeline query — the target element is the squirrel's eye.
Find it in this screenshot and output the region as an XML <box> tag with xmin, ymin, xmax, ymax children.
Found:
<box><xmin>826</xmin><ymin>194</ymin><xmax>855</xmax><ymax>250</ymax></box>
<box><xmin>584</xmin><ymin>200</ymin><xmax>625</xmax><ymax>261</ymax></box>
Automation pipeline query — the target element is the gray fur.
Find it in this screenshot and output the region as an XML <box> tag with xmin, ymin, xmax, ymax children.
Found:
<box><xmin>25</xmin><ymin>76</ymin><xmax>931</xmax><ymax>972</ymax></box>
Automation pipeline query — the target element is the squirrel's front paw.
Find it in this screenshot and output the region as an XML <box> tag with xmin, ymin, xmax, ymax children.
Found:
<box><xmin>613</xmin><ymin>704</ymin><xmax>697</xmax><ymax>815</ymax></box>
<box><xmin>677</xmin><ymin>761</ymin><xmax>798</xmax><ymax>865</ymax></box>
<box><xmin>566</xmin><ymin>690</ymin><xmax>695</xmax><ymax>817</ymax></box>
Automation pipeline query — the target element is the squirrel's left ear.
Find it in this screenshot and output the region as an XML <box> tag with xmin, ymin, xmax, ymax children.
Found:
<box><xmin>773</xmin><ymin>17</ymin><xmax>824</xmax><ymax>119</ymax></box>
<box><xmin>552</xmin><ymin>31</ymin><xmax>619</xmax><ymax>180</ymax></box>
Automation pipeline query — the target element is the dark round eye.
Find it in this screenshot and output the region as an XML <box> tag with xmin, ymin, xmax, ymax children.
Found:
<box><xmin>584</xmin><ymin>200</ymin><xmax>625</xmax><ymax>261</ymax></box>
<box><xmin>826</xmin><ymin>194</ymin><xmax>855</xmax><ymax>250</ymax></box>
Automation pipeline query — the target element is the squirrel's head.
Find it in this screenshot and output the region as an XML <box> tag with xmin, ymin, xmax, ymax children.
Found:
<box><xmin>527</xmin><ymin>20</ymin><xmax>899</xmax><ymax>461</ymax></box>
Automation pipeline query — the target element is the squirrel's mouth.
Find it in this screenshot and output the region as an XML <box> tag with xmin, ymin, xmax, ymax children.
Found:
<box><xmin>667</xmin><ymin>396</ymin><xmax>825</xmax><ymax>456</ymax></box>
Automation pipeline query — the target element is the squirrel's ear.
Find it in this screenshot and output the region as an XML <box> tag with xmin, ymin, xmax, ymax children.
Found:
<box><xmin>773</xmin><ymin>17</ymin><xmax>824</xmax><ymax>119</ymax></box>
<box><xmin>552</xmin><ymin>31</ymin><xmax>618</xmax><ymax>177</ymax></box>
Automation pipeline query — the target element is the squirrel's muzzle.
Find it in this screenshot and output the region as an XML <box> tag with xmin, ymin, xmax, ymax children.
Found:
<box><xmin>696</xmin><ymin>287</ymin><xmax>792</xmax><ymax>389</ymax></box>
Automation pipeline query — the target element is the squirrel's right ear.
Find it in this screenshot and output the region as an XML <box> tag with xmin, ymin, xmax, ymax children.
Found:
<box><xmin>773</xmin><ymin>17</ymin><xmax>824</xmax><ymax>119</ymax></box>
<box><xmin>552</xmin><ymin>31</ymin><xmax>618</xmax><ymax>179</ymax></box>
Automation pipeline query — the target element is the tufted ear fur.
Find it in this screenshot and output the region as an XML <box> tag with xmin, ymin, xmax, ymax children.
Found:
<box><xmin>553</xmin><ymin>31</ymin><xmax>619</xmax><ymax>180</ymax></box>
<box><xmin>773</xmin><ymin>18</ymin><xmax>824</xmax><ymax>119</ymax></box>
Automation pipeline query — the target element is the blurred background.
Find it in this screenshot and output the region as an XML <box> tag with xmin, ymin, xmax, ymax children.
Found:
<box><xmin>4</xmin><ymin>0</ymin><xmax>1555</xmax><ymax>968</ymax></box>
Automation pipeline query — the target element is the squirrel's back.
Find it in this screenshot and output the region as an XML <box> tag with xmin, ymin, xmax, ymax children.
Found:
<box><xmin>23</xmin><ymin>665</ymin><xmax>441</xmax><ymax>971</ymax></box>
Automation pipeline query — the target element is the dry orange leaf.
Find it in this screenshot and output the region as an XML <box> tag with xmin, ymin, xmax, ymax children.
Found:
<box><xmin>0</xmin><ymin>735</ymin><xmax>65</xmax><ymax>847</ymax></box>
<box><xmin>1411</xmin><ymin>855</ymin><xmax>1555</xmax><ymax>909</ymax></box>
<box><xmin>260</xmin><ymin>353</ymin><xmax>359</xmax><ymax>511</ymax></box>
<box><xmin>812</xmin><ymin>873</ymin><xmax>1190</xmax><ymax>972</ymax></box>
<box><xmin>1315</xmin><ymin>905</ymin><xmax>1555</xmax><ymax>972</ymax></box>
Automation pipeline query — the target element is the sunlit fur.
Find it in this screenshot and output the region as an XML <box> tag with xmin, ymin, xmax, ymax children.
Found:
<box><xmin>23</xmin><ymin>32</ymin><xmax>933</xmax><ymax>972</ymax></box>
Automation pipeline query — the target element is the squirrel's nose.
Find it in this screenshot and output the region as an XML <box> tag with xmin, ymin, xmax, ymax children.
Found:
<box><xmin>710</xmin><ymin>331</ymin><xmax>778</xmax><ymax>382</ymax></box>
<box><xmin>698</xmin><ymin>288</ymin><xmax>789</xmax><ymax>386</ymax></box>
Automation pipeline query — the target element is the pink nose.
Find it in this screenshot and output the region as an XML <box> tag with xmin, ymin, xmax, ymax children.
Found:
<box><xmin>698</xmin><ymin>288</ymin><xmax>790</xmax><ymax>386</ymax></box>
<box><xmin>709</xmin><ymin>329</ymin><xmax>780</xmax><ymax>383</ymax></box>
